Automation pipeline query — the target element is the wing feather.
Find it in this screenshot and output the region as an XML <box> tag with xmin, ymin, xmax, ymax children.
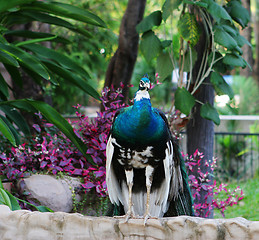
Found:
<box><xmin>106</xmin><ymin>135</ymin><xmax>124</xmax><ymax>206</ymax></box>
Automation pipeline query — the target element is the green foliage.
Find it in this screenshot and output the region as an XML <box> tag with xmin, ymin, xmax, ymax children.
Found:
<box><xmin>0</xmin><ymin>0</ymin><xmax>105</xmax><ymax>154</ymax></box>
<box><xmin>175</xmin><ymin>87</ymin><xmax>195</xmax><ymax>115</ymax></box>
<box><xmin>140</xmin><ymin>31</ymin><xmax>162</xmax><ymax>62</ymax></box>
<box><xmin>137</xmin><ymin>0</ymin><xmax>251</xmax><ymax>126</ymax></box>
<box><xmin>177</xmin><ymin>12</ymin><xmax>200</xmax><ymax>46</ymax></box>
<box><xmin>200</xmin><ymin>102</ymin><xmax>220</xmax><ymax>125</ymax></box>
<box><xmin>48</xmin><ymin>0</ymin><xmax>120</xmax><ymax>113</ymax></box>
<box><xmin>225</xmin><ymin>0</ymin><xmax>250</xmax><ymax>29</ymax></box>
<box><xmin>214</xmin><ymin>25</ymin><xmax>238</xmax><ymax>50</ymax></box>
<box><xmin>0</xmin><ymin>117</ymin><xmax>17</xmax><ymax>147</ymax></box>
<box><xmin>156</xmin><ymin>51</ymin><xmax>174</xmax><ymax>81</ymax></box>
<box><xmin>203</xmin><ymin>0</ymin><xmax>231</xmax><ymax>23</ymax></box>
<box><xmin>136</xmin><ymin>11</ymin><xmax>162</xmax><ymax>33</ymax></box>
<box><xmin>210</xmin><ymin>72</ymin><xmax>234</xmax><ymax>99</ymax></box>
<box><xmin>162</xmin><ymin>0</ymin><xmax>182</xmax><ymax>21</ymax></box>
<box><xmin>223</xmin><ymin>53</ymin><xmax>247</xmax><ymax>68</ymax></box>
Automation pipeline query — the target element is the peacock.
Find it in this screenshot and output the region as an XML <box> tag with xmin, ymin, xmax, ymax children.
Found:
<box><xmin>106</xmin><ymin>75</ymin><xmax>194</xmax><ymax>224</ymax></box>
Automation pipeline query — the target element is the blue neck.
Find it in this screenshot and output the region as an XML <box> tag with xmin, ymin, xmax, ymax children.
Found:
<box><xmin>113</xmin><ymin>91</ymin><xmax>166</xmax><ymax>144</ymax></box>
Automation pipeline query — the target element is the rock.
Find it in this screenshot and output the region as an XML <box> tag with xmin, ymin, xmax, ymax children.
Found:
<box><xmin>19</xmin><ymin>175</ymin><xmax>81</xmax><ymax>212</ymax></box>
<box><xmin>0</xmin><ymin>205</ymin><xmax>258</xmax><ymax>240</ymax></box>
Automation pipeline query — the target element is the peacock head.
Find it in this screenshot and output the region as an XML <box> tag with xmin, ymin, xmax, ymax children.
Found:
<box><xmin>139</xmin><ymin>75</ymin><xmax>151</xmax><ymax>91</ymax></box>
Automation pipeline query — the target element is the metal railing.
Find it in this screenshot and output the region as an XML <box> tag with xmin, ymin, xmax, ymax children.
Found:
<box><xmin>179</xmin><ymin>132</ymin><xmax>259</xmax><ymax>180</ymax></box>
<box><xmin>214</xmin><ymin>132</ymin><xmax>259</xmax><ymax>180</ymax></box>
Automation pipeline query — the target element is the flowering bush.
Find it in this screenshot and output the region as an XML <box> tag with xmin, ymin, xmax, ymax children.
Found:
<box><xmin>0</xmin><ymin>84</ymin><xmax>244</xmax><ymax>217</ymax></box>
<box><xmin>0</xmin><ymin>85</ymin><xmax>126</xmax><ymax>199</ymax></box>
<box><xmin>73</xmin><ymin>85</ymin><xmax>128</xmax><ymax>195</ymax></box>
<box><xmin>185</xmin><ymin>149</ymin><xmax>244</xmax><ymax>217</ymax></box>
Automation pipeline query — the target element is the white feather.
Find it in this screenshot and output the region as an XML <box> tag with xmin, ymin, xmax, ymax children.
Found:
<box><xmin>134</xmin><ymin>90</ymin><xmax>150</xmax><ymax>101</ymax></box>
<box><xmin>106</xmin><ymin>136</ymin><xmax>124</xmax><ymax>206</ymax></box>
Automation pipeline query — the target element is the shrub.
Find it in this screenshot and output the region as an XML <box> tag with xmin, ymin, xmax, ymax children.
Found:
<box><xmin>0</xmin><ymin>85</ymin><xmax>126</xmax><ymax>200</ymax></box>
<box><xmin>185</xmin><ymin>149</ymin><xmax>244</xmax><ymax>217</ymax></box>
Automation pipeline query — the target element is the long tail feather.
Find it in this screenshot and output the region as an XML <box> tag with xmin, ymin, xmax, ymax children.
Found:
<box><xmin>165</xmin><ymin>142</ymin><xmax>194</xmax><ymax>217</ymax></box>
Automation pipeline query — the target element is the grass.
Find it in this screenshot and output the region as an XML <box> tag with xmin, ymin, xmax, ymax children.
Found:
<box><xmin>214</xmin><ymin>176</ymin><xmax>259</xmax><ymax>221</ymax></box>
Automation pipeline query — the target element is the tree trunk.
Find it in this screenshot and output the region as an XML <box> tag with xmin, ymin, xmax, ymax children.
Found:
<box><xmin>253</xmin><ymin>0</ymin><xmax>259</xmax><ymax>83</ymax></box>
<box><xmin>240</xmin><ymin>0</ymin><xmax>253</xmax><ymax>77</ymax></box>
<box><xmin>186</xmin><ymin>13</ymin><xmax>214</xmax><ymax>218</ymax></box>
<box><xmin>104</xmin><ymin>0</ymin><xmax>146</xmax><ymax>102</ymax></box>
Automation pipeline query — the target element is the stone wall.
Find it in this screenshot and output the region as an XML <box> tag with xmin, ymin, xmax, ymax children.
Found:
<box><xmin>0</xmin><ymin>205</ymin><xmax>258</xmax><ymax>240</ymax></box>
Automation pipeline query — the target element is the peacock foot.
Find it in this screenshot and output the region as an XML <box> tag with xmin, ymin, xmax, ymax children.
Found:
<box><xmin>125</xmin><ymin>211</ymin><xmax>134</xmax><ymax>222</ymax></box>
<box><xmin>143</xmin><ymin>213</ymin><xmax>151</xmax><ymax>225</ymax></box>
<box><xmin>143</xmin><ymin>213</ymin><xmax>158</xmax><ymax>225</ymax></box>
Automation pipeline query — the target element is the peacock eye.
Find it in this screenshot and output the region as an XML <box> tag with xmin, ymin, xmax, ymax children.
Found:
<box><xmin>140</xmin><ymin>81</ymin><xmax>144</xmax><ymax>86</ymax></box>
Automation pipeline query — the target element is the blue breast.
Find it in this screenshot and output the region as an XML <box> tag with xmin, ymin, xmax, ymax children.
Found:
<box><xmin>112</xmin><ymin>98</ymin><xmax>168</xmax><ymax>145</ymax></box>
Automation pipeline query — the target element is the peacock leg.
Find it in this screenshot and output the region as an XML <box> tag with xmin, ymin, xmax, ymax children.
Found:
<box><xmin>125</xmin><ymin>168</ymin><xmax>134</xmax><ymax>222</ymax></box>
<box><xmin>144</xmin><ymin>165</ymin><xmax>154</xmax><ymax>225</ymax></box>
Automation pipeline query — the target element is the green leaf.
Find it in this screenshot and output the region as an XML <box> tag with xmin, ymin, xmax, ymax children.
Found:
<box><xmin>16</xmin><ymin>198</ymin><xmax>53</xmax><ymax>212</ymax></box>
<box><xmin>42</xmin><ymin>60</ymin><xmax>100</xmax><ymax>100</ymax></box>
<box><xmin>1</xmin><ymin>100</ymin><xmax>36</xmax><ymax>112</ymax></box>
<box><xmin>177</xmin><ymin>13</ymin><xmax>200</xmax><ymax>46</ymax></box>
<box><xmin>221</xmin><ymin>23</ymin><xmax>238</xmax><ymax>37</ymax></box>
<box><xmin>0</xmin><ymin>50</ymin><xmax>19</xmax><ymax>67</ymax></box>
<box><xmin>161</xmin><ymin>40</ymin><xmax>172</xmax><ymax>49</ymax></box>
<box><xmin>214</xmin><ymin>25</ymin><xmax>238</xmax><ymax>50</ymax></box>
<box><xmin>226</xmin><ymin>0</ymin><xmax>250</xmax><ymax>28</ymax></box>
<box><xmin>15</xmin><ymin>35</ymin><xmax>58</xmax><ymax>47</ymax></box>
<box><xmin>0</xmin><ymin>73</ymin><xmax>9</xmax><ymax>98</ymax></box>
<box><xmin>0</xmin><ymin>188</ymin><xmax>12</xmax><ymax>209</ymax></box>
<box><xmin>23</xmin><ymin>44</ymin><xmax>90</xmax><ymax>78</ymax></box>
<box><xmin>0</xmin><ymin>0</ymin><xmax>35</xmax><ymax>13</ymax></box>
<box><xmin>34</xmin><ymin>205</ymin><xmax>53</xmax><ymax>212</ymax></box>
<box><xmin>235</xmin><ymin>34</ymin><xmax>251</xmax><ymax>48</ymax></box>
<box><xmin>156</xmin><ymin>51</ymin><xmax>174</xmax><ymax>81</ymax></box>
<box><xmin>0</xmin><ymin>105</ymin><xmax>31</xmax><ymax>136</ymax></box>
<box><xmin>200</xmin><ymin>102</ymin><xmax>220</xmax><ymax>125</ymax></box>
<box><xmin>175</xmin><ymin>87</ymin><xmax>195</xmax><ymax>115</ymax></box>
<box><xmin>3</xmin><ymin>64</ymin><xmax>23</xmax><ymax>88</ymax></box>
<box><xmin>223</xmin><ymin>53</ymin><xmax>247</xmax><ymax>68</ymax></box>
<box><xmin>0</xmin><ymin>43</ymin><xmax>50</xmax><ymax>81</ymax></box>
<box><xmin>210</xmin><ymin>72</ymin><xmax>234</xmax><ymax>99</ymax></box>
<box><xmin>69</xmin><ymin>26</ymin><xmax>93</xmax><ymax>38</ymax></box>
<box><xmin>2</xmin><ymin>119</ymin><xmax>21</xmax><ymax>146</ymax></box>
<box><xmin>21</xmin><ymin>11</ymin><xmax>93</xmax><ymax>37</ymax></box>
<box><xmin>0</xmin><ymin>116</ymin><xmax>17</xmax><ymax>146</ymax></box>
<box><xmin>162</xmin><ymin>0</ymin><xmax>182</xmax><ymax>21</ymax></box>
<box><xmin>22</xmin><ymin>1</ymin><xmax>106</xmax><ymax>28</ymax></box>
<box><xmin>4</xmin><ymin>30</ymin><xmax>71</xmax><ymax>44</ymax></box>
<box><xmin>140</xmin><ymin>31</ymin><xmax>162</xmax><ymax>62</ymax></box>
<box><xmin>22</xmin><ymin>10</ymin><xmax>74</xmax><ymax>27</ymax></box>
<box><xmin>136</xmin><ymin>11</ymin><xmax>162</xmax><ymax>33</ymax></box>
<box><xmin>209</xmin><ymin>52</ymin><xmax>228</xmax><ymax>73</ymax></box>
<box><xmin>202</xmin><ymin>0</ymin><xmax>232</xmax><ymax>23</ymax></box>
<box><xmin>5</xmin><ymin>191</ymin><xmax>21</xmax><ymax>211</ymax></box>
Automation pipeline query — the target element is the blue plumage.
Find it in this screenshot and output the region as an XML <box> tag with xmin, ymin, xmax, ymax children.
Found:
<box><xmin>106</xmin><ymin>76</ymin><xmax>194</xmax><ymax>223</ymax></box>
